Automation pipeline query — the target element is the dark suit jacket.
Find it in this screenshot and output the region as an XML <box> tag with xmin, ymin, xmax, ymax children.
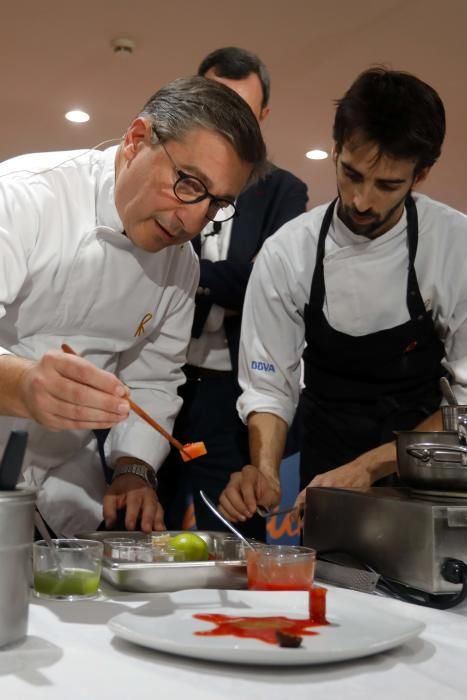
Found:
<box><xmin>191</xmin><ymin>166</ymin><xmax>308</xmax><ymax>381</ymax></box>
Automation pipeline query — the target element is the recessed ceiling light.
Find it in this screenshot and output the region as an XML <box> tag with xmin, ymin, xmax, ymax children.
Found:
<box><xmin>110</xmin><ymin>37</ymin><xmax>136</xmax><ymax>54</ymax></box>
<box><xmin>65</xmin><ymin>110</ymin><xmax>90</xmax><ymax>124</ymax></box>
<box><xmin>306</xmin><ymin>149</ymin><xmax>328</xmax><ymax>160</ymax></box>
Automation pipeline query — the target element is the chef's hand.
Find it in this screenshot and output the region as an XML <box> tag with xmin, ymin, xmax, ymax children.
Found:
<box><xmin>103</xmin><ymin>474</ymin><xmax>165</xmax><ymax>533</ymax></box>
<box><xmin>293</xmin><ymin>461</ymin><xmax>375</xmax><ymax>514</ymax></box>
<box><xmin>218</xmin><ymin>464</ymin><xmax>281</xmax><ymax>522</ymax></box>
<box><xmin>18</xmin><ymin>350</ymin><xmax>130</xmax><ymax>430</ymax></box>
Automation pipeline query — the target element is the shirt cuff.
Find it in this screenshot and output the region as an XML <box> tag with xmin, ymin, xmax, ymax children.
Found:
<box><xmin>108</xmin><ymin>412</ymin><xmax>170</xmax><ymax>473</ymax></box>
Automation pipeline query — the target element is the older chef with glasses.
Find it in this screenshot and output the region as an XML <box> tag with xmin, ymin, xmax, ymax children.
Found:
<box><xmin>0</xmin><ymin>76</ymin><xmax>266</xmax><ymax>537</ymax></box>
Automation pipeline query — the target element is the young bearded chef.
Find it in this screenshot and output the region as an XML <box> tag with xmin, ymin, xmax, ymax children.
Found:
<box><xmin>0</xmin><ymin>76</ymin><xmax>266</xmax><ymax>536</ymax></box>
<box><xmin>217</xmin><ymin>67</ymin><xmax>467</xmax><ymax>523</ymax></box>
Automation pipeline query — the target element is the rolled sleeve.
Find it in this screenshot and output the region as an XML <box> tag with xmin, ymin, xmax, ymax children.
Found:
<box><xmin>442</xmin><ymin>303</ymin><xmax>467</xmax><ymax>405</ymax></box>
<box><xmin>237</xmin><ymin>239</ymin><xmax>305</xmax><ymax>427</ymax></box>
<box><xmin>0</xmin><ymin>181</ymin><xmax>39</xmax><ymax>355</ymax></box>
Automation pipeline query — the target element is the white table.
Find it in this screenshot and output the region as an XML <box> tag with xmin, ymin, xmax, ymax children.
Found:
<box><xmin>1</xmin><ymin>584</ymin><xmax>466</xmax><ymax>700</ymax></box>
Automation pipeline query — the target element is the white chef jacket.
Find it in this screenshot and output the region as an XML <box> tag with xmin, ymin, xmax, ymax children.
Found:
<box><xmin>0</xmin><ymin>146</ymin><xmax>199</xmax><ymax>535</ymax></box>
<box><xmin>237</xmin><ymin>193</ymin><xmax>467</xmax><ymax>427</ymax></box>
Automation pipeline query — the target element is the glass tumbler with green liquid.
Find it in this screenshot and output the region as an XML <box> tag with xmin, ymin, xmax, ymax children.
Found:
<box><xmin>33</xmin><ymin>539</ymin><xmax>103</xmax><ymax>600</ymax></box>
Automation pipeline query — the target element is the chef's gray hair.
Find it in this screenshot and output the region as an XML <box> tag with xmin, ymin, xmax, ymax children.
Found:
<box><xmin>138</xmin><ymin>76</ymin><xmax>267</xmax><ymax>180</ymax></box>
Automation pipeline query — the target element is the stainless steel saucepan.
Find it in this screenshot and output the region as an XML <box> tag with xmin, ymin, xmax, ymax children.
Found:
<box><xmin>395</xmin><ymin>430</ymin><xmax>467</xmax><ymax>490</ymax></box>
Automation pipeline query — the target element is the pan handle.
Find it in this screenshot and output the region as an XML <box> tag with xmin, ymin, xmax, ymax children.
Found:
<box><xmin>406</xmin><ymin>442</ymin><xmax>467</xmax><ymax>466</ymax></box>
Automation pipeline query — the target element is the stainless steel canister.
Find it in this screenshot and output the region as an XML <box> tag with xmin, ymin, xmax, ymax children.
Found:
<box><xmin>441</xmin><ymin>405</ymin><xmax>467</xmax><ymax>431</ymax></box>
<box><xmin>0</xmin><ymin>488</ymin><xmax>35</xmax><ymax>647</ymax></box>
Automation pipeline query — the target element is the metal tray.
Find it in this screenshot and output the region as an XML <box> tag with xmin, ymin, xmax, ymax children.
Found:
<box><xmin>82</xmin><ymin>531</ymin><xmax>247</xmax><ymax>593</ymax></box>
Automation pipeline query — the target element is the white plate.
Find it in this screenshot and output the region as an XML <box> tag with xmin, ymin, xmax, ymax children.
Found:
<box><xmin>108</xmin><ymin>588</ymin><xmax>424</xmax><ymax>666</ymax></box>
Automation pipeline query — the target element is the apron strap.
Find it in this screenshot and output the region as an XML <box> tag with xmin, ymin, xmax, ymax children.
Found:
<box><xmin>405</xmin><ymin>195</ymin><xmax>428</xmax><ymax>321</ymax></box>
<box><xmin>309</xmin><ymin>198</ymin><xmax>338</xmax><ymax>304</ymax></box>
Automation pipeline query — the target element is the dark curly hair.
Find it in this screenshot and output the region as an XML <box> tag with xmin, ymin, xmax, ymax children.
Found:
<box><xmin>333</xmin><ymin>67</ymin><xmax>446</xmax><ymax>173</ymax></box>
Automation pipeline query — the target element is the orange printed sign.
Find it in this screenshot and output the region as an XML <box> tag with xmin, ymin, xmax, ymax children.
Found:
<box><xmin>267</xmin><ymin>513</ymin><xmax>301</xmax><ymax>540</ymax></box>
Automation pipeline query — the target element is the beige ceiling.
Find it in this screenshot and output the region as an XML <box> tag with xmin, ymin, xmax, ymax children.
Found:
<box><xmin>2</xmin><ymin>0</ymin><xmax>467</xmax><ymax>211</ymax></box>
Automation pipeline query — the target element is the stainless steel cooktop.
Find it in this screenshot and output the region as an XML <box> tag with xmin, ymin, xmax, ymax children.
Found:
<box><xmin>303</xmin><ymin>486</ymin><xmax>467</xmax><ymax>595</ymax></box>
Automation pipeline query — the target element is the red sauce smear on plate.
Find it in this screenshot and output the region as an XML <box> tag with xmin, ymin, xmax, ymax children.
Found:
<box><xmin>193</xmin><ymin>587</ymin><xmax>328</xmax><ymax>646</ymax></box>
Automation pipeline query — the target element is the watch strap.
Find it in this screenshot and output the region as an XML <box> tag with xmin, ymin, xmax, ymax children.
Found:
<box><xmin>111</xmin><ymin>463</ymin><xmax>158</xmax><ymax>490</ymax></box>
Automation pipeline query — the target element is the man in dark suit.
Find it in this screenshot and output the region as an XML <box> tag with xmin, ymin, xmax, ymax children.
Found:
<box><xmin>158</xmin><ymin>47</ymin><xmax>308</xmax><ymax>539</ymax></box>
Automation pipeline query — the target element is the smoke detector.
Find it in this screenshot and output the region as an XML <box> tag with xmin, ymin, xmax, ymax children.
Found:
<box><xmin>110</xmin><ymin>37</ymin><xmax>135</xmax><ymax>54</ymax></box>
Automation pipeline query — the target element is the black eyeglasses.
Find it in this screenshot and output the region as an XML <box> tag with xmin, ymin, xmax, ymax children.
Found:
<box><xmin>153</xmin><ymin>127</ymin><xmax>237</xmax><ymax>223</ymax></box>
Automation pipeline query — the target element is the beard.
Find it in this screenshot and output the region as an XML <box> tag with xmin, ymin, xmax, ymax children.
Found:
<box><xmin>337</xmin><ymin>189</ymin><xmax>410</xmax><ymax>239</ymax></box>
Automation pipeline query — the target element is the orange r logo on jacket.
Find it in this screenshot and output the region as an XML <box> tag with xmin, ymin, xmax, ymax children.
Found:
<box><xmin>135</xmin><ymin>313</ymin><xmax>153</xmax><ymax>337</ymax></box>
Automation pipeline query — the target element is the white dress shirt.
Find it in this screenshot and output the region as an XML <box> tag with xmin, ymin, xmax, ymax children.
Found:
<box><xmin>0</xmin><ymin>146</ymin><xmax>199</xmax><ymax>534</ymax></box>
<box><xmin>187</xmin><ymin>218</ymin><xmax>233</xmax><ymax>370</ymax></box>
<box><xmin>237</xmin><ymin>193</ymin><xmax>467</xmax><ymax>427</ymax></box>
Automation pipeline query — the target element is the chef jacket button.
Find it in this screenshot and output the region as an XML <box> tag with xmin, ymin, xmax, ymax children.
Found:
<box><xmin>417</xmin><ymin>314</ymin><xmax>424</xmax><ymax>321</ymax></box>
<box><xmin>410</xmin><ymin>290</ymin><xmax>417</xmax><ymax>296</ymax></box>
<box><xmin>204</xmin><ymin>288</ymin><xmax>211</xmax><ymax>296</ymax></box>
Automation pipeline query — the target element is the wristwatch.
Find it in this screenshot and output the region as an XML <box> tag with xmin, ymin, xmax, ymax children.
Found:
<box><xmin>111</xmin><ymin>463</ymin><xmax>158</xmax><ymax>490</ymax></box>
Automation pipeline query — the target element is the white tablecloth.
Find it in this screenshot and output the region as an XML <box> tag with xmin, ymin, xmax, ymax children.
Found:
<box><xmin>1</xmin><ymin>585</ymin><xmax>466</xmax><ymax>700</ymax></box>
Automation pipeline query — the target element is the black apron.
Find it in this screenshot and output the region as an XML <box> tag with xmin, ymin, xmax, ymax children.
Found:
<box><xmin>299</xmin><ymin>196</ymin><xmax>444</xmax><ymax>488</ymax></box>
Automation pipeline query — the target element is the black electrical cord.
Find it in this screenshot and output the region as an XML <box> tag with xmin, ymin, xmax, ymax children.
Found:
<box><xmin>376</xmin><ymin>569</ymin><xmax>467</xmax><ymax>610</ymax></box>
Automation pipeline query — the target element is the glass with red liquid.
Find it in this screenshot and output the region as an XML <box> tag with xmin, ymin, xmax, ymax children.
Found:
<box><xmin>246</xmin><ymin>545</ymin><xmax>316</xmax><ymax>592</ymax></box>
